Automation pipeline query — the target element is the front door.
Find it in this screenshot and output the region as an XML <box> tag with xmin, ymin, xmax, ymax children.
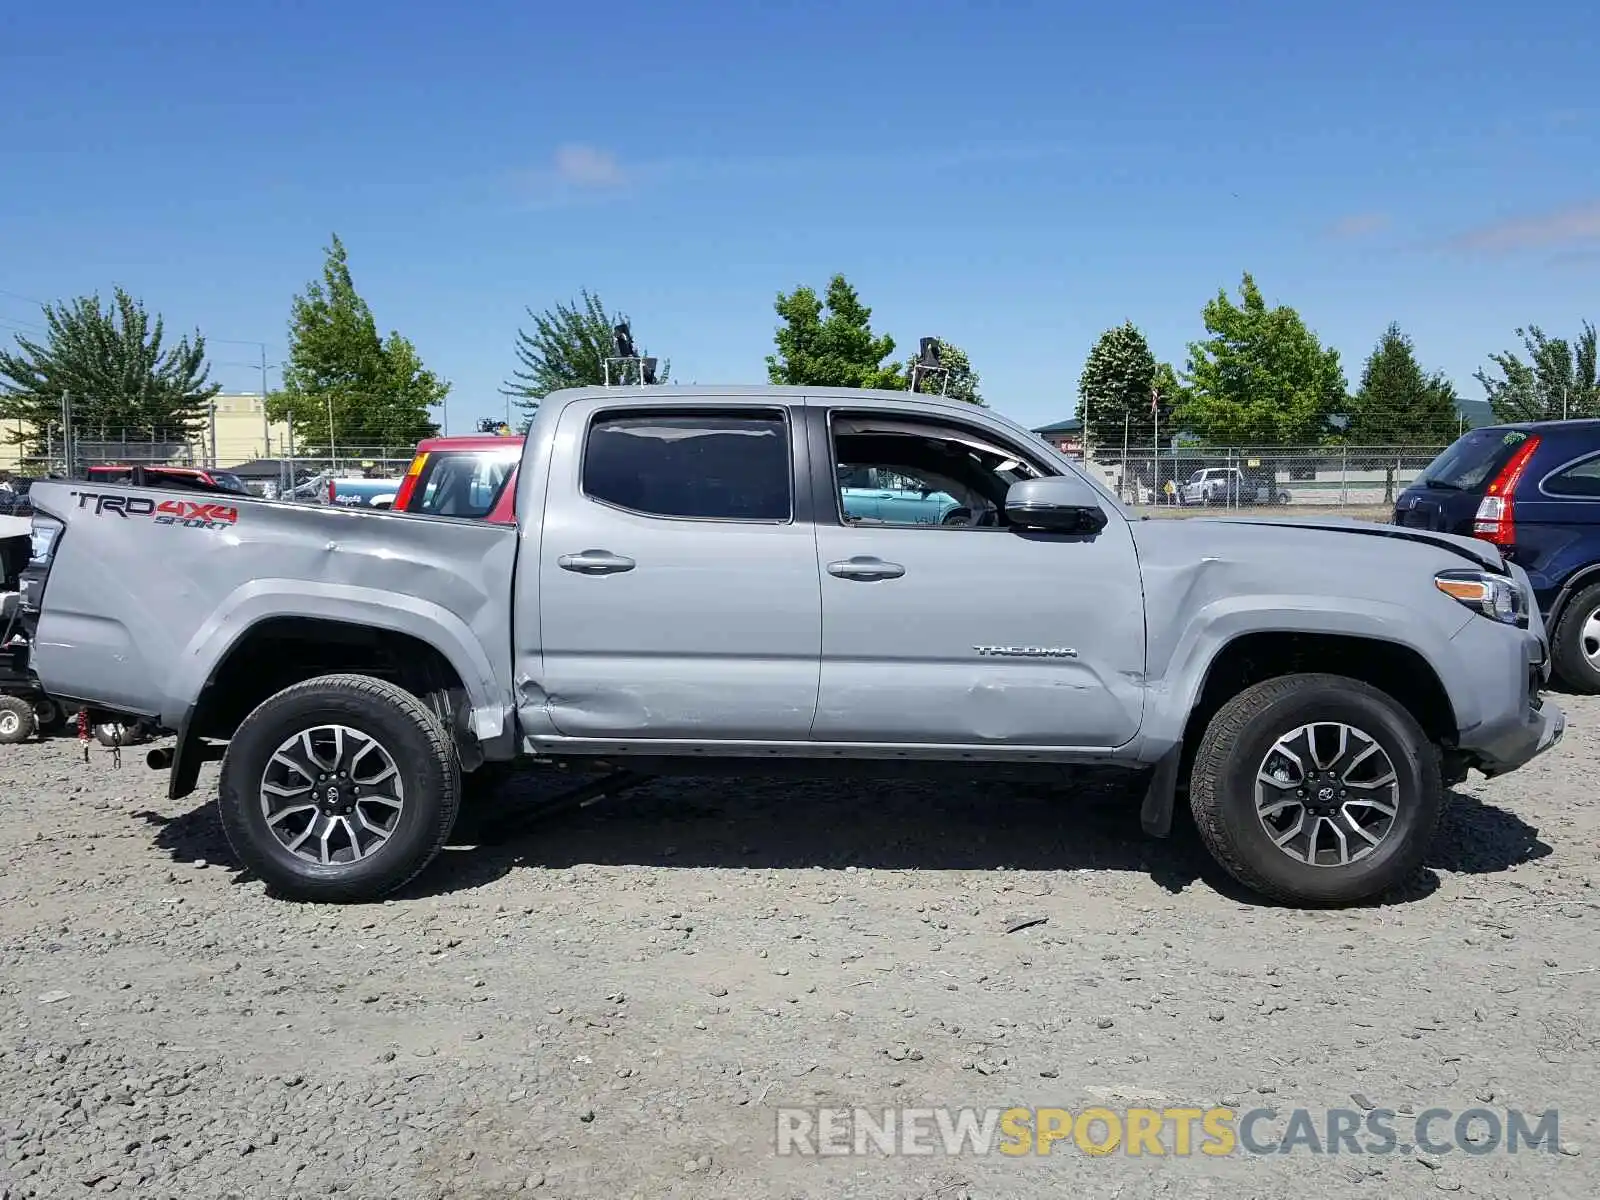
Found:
<box><xmin>808</xmin><ymin>406</ymin><xmax>1145</xmax><ymax>748</ymax></box>
<box><xmin>526</xmin><ymin>398</ymin><xmax>822</xmax><ymax>742</ymax></box>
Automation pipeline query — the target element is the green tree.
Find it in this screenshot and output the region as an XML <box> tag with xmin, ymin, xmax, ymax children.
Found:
<box><xmin>268</xmin><ymin>235</ymin><xmax>446</xmax><ymax>452</ymax></box>
<box><xmin>1346</xmin><ymin>322</ymin><xmax>1461</xmax><ymax>501</ymax></box>
<box><xmin>1077</xmin><ymin>322</ymin><xmax>1171</xmax><ymax>453</ymax></box>
<box><xmin>1474</xmin><ymin>322</ymin><xmax>1599</xmax><ymax>422</ymax></box>
<box><xmin>1176</xmin><ymin>273</ymin><xmax>1346</xmax><ymax>445</ymax></box>
<box><xmin>905</xmin><ymin>339</ymin><xmax>984</xmax><ymax>405</ymax></box>
<box><xmin>767</xmin><ymin>274</ymin><xmax>902</xmax><ymax>389</ymax></box>
<box><xmin>0</xmin><ymin>288</ymin><xmax>219</xmax><ymax>460</ymax></box>
<box><xmin>505</xmin><ymin>289</ymin><xmax>669</xmax><ymax>418</ymax></box>
<box><xmin>1346</xmin><ymin>323</ymin><xmax>1460</xmax><ymax>446</ymax></box>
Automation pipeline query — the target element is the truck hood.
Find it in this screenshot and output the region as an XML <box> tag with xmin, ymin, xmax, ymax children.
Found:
<box><xmin>1186</xmin><ymin>515</ymin><xmax>1506</xmax><ymax>573</ymax></box>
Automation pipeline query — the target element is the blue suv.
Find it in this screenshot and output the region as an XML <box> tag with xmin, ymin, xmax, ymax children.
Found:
<box><xmin>1394</xmin><ymin>419</ymin><xmax>1600</xmax><ymax>691</ymax></box>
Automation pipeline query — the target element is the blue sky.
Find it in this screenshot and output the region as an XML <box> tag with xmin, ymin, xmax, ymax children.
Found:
<box><xmin>1</xmin><ymin>0</ymin><xmax>1595</xmax><ymax>435</ymax></box>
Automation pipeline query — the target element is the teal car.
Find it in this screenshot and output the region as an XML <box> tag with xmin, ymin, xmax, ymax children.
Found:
<box><xmin>841</xmin><ymin>483</ymin><xmax>965</xmax><ymax>524</ymax></box>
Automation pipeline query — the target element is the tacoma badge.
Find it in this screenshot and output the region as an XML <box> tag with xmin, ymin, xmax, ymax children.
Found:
<box><xmin>973</xmin><ymin>646</ymin><xmax>1079</xmax><ymax>658</ymax></box>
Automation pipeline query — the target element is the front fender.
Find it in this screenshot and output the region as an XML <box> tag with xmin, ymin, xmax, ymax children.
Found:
<box><xmin>1136</xmin><ymin>594</ymin><xmax>1475</xmax><ymax>754</ymax></box>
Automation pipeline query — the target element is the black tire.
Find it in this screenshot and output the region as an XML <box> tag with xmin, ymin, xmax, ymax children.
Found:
<box><xmin>218</xmin><ymin>673</ymin><xmax>460</xmax><ymax>903</ymax></box>
<box><xmin>1551</xmin><ymin>582</ymin><xmax>1600</xmax><ymax>693</ymax></box>
<box><xmin>0</xmin><ymin>695</ymin><xmax>36</xmax><ymax>744</ymax></box>
<box><xmin>1188</xmin><ymin>673</ymin><xmax>1442</xmax><ymax>906</ymax></box>
<box><xmin>33</xmin><ymin>698</ymin><xmax>65</xmax><ymax>735</ymax></box>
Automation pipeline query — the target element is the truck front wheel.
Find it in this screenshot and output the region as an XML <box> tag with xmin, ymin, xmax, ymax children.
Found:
<box><xmin>1188</xmin><ymin>673</ymin><xmax>1442</xmax><ymax>906</ymax></box>
<box><xmin>218</xmin><ymin>674</ymin><xmax>461</xmax><ymax>902</ymax></box>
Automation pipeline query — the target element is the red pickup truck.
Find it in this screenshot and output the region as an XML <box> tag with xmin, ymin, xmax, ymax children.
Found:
<box><xmin>391</xmin><ymin>433</ymin><xmax>522</xmax><ymax>522</ymax></box>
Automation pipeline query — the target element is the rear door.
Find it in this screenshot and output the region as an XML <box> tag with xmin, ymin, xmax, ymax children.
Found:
<box><xmin>1513</xmin><ymin>442</ymin><xmax>1600</xmax><ymax>601</ymax></box>
<box><xmin>527</xmin><ymin>397</ymin><xmax>822</xmax><ymax>741</ymax></box>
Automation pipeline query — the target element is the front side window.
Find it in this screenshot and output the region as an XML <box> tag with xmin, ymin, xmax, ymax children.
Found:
<box><xmin>582</xmin><ymin>409</ymin><xmax>792</xmax><ymax>521</ymax></box>
<box><xmin>829</xmin><ymin>413</ymin><xmax>1046</xmax><ymax>529</ymax></box>
<box><xmin>410</xmin><ymin>450</ymin><xmax>518</xmax><ymax>518</ymax></box>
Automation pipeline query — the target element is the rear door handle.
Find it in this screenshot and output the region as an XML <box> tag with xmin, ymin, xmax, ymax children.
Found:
<box><xmin>827</xmin><ymin>556</ymin><xmax>906</xmax><ymax>581</ymax></box>
<box><xmin>558</xmin><ymin>550</ymin><xmax>636</xmax><ymax>575</ymax></box>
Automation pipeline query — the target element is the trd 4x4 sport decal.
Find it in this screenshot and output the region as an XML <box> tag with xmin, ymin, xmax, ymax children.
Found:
<box><xmin>72</xmin><ymin>492</ymin><xmax>239</xmax><ymax>530</ymax></box>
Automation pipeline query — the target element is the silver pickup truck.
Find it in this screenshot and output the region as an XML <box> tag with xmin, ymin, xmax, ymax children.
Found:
<box><xmin>18</xmin><ymin>386</ymin><xmax>1565</xmax><ymax>907</ymax></box>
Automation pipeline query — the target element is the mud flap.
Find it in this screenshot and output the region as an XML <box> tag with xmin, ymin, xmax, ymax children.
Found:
<box><xmin>1139</xmin><ymin>744</ymin><xmax>1183</xmax><ymax>838</ymax></box>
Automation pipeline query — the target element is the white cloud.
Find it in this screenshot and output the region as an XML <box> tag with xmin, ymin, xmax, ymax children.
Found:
<box><xmin>550</xmin><ymin>143</ymin><xmax>628</xmax><ymax>189</ymax></box>
<box><xmin>1324</xmin><ymin>212</ymin><xmax>1391</xmax><ymax>239</ymax></box>
<box><xmin>1448</xmin><ymin>199</ymin><xmax>1600</xmax><ymax>253</ymax></box>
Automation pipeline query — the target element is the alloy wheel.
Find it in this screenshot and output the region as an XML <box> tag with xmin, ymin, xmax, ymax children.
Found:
<box><xmin>258</xmin><ymin>725</ymin><xmax>405</xmax><ymax>865</ymax></box>
<box><xmin>1581</xmin><ymin>606</ymin><xmax>1600</xmax><ymax>672</ymax></box>
<box><xmin>1254</xmin><ymin>721</ymin><xmax>1400</xmax><ymax>866</ymax></box>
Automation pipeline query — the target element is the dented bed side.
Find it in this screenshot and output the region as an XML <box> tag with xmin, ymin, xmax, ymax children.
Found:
<box><xmin>26</xmin><ymin>482</ymin><xmax>519</xmax><ymax>747</ymax></box>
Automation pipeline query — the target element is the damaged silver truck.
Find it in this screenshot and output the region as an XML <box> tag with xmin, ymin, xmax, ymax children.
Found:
<box><xmin>19</xmin><ymin>386</ymin><xmax>1565</xmax><ymax>906</ymax></box>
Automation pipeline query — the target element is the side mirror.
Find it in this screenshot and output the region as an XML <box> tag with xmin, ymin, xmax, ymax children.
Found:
<box><xmin>1005</xmin><ymin>476</ymin><xmax>1109</xmax><ymax>534</ymax></box>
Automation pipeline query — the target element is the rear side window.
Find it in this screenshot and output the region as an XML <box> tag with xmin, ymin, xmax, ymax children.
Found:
<box><xmin>1543</xmin><ymin>453</ymin><xmax>1600</xmax><ymax>498</ymax></box>
<box><xmin>583</xmin><ymin>409</ymin><xmax>792</xmax><ymax>521</ymax></box>
<box><xmin>409</xmin><ymin>451</ymin><xmax>517</xmax><ymax>517</ymax></box>
<box><xmin>1415</xmin><ymin>429</ymin><xmax>1535</xmax><ymax>492</ymax></box>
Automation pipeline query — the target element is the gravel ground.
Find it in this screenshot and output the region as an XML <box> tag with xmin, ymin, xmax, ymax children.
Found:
<box><xmin>1</xmin><ymin>697</ymin><xmax>1596</xmax><ymax>1200</ymax></box>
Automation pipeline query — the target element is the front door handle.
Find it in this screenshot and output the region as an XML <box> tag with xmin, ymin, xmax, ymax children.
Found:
<box><xmin>827</xmin><ymin>556</ymin><xmax>906</xmax><ymax>581</ymax></box>
<box><xmin>558</xmin><ymin>550</ymin><xmax>636</xmax><ymax>575</ymax></box>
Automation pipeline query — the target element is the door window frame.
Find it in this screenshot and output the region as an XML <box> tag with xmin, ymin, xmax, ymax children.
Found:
<box><xmin>578</xmin><ymin>404</ymin><xmax>814</xmax><ymax>526</ymax></box>
<box><xmin>807</xmin><ymin>405</ymin><xmax>1061</xmax><ymax>532</ymax></box>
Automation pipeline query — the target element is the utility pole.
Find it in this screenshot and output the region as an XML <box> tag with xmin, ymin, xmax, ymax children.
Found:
<box><xmin>327</xmin><ymin>395</ymin><xmax>337</xmax><ymax>468</ymax></box>
<box><xmin>60</xmin><ymin>391</ymin><xmax>73</xmax><ymax>477</ymax></box>
<box><xmin>1121</xmin><ymin>411</ymin><xmax>1130</xmax><ymax>500</ymax></box>
<box><xmin>260</xmin><ymin>345</ymin><xmax>272</xmax><ymax>458</ymax></box>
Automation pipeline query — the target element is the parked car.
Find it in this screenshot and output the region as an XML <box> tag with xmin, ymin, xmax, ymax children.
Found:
<box><xmin>392</xmin><ymin>434</ymin><xmax>522</xmax><ymax>520</ymax></box>
<box><xmin>1393</xmin><ymin>419</ymin><xmax>1600</xmax><ymax>692</ymax></box>
<box><xmin>1178</xmin><ymin>467</ymin><xmax>1289</xmax><ymax>506</ymax></box>
<box><xmin>25</xmin><ymin>386</ymin><xmax>1563</xmax><ymax>908</ymax></box>
<box><xmin>836</xmin><ymin>466</ymin><xmax>967</xmax><ymax>524</ymax></box>
<box><xmin>84</xmin><ymin>464</ymin><xmax>251</xmax><ymax>495</ymax></box>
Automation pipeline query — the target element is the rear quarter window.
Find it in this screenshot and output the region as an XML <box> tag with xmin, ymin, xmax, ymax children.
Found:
<box><xmin>1541</xmin><ymin>452</ymin><xmax>1600</xmax><ymax>498</ymax></box>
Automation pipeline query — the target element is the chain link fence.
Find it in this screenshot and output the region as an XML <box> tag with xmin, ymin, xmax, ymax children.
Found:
<box><xmin>7</xmin><ymin>426</ymin><xmax>205</xmax><ymax>478</ymax></box>
<box><xmin>1083</xmin><ymin>445</ymin><xmax>1449</xmax><ymax>518</ymax></box>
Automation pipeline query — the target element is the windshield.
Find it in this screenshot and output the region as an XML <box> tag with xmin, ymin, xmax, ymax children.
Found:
<box><xmin>1415</xmin><ymin>428</ymin><xmax>1533</xmax><ymax>492</ymax></box>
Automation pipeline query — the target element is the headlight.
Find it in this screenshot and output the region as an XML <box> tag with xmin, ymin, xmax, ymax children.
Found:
<box><xmin>1435</xmin><ymin>570</ymin><xmax>1526</xmax><ymax>625</ymax></box>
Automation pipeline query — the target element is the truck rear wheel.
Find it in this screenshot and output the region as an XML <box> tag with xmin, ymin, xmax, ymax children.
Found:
<box><xmin>218</xmin><ymin>674</ymin><xmax>461</xmax><ymax>902</ymax></box>
<box><xmin>1188</xmin><ymin>673</ymin><xmax>1442</xmax><ymax>906</ymax></box>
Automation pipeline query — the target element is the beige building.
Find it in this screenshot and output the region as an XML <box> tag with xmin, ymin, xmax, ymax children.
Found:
<box><xmin>0</xmin><ymin>393</ymin><xmax>292</xmax><ymax>474</ymax></box>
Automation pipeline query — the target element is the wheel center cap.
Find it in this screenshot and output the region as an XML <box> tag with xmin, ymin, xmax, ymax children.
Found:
<box><xmin>326</xmin><ymin>786</ymin><xmax>341</xmax><ymax>805</ymax></box>
<box><xmin>1317</xmin><ymin>786</ymin><xmax>1335</xmax><ymax>803</ymax></box>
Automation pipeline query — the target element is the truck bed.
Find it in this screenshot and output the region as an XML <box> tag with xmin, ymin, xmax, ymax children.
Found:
<box><xmin>26</xmin><ymin>481</ymin><xmax>518</xmax><ymax>739</ymax></box>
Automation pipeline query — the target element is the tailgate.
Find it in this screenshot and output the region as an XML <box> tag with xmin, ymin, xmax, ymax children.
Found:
<box><xmin>1393</xmin><ymin>489</ymin><xmax>1475</xmax><ymax>535</ymax></box>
